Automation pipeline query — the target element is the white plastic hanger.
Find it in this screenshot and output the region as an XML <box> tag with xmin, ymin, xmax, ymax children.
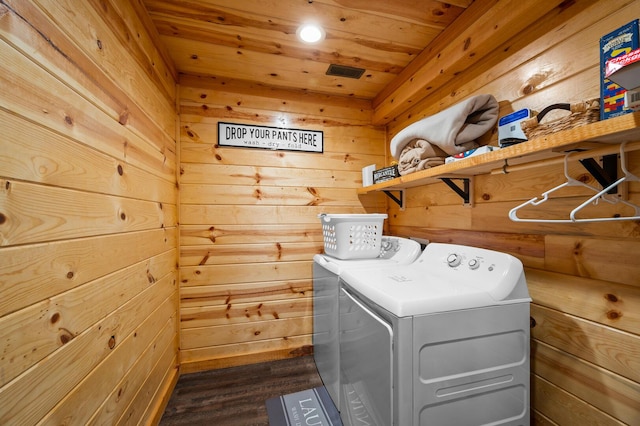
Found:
<box><xmin>509</xmin><ymin>142</ymin><xmax>640</xmax><ymax>223</ymax></box>
<box><xmin>570</xmin><ymin>142</ymin><xmax>640</xmax><ymax>222</ymax></box>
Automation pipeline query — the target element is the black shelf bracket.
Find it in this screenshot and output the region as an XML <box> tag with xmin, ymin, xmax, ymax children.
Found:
<box><xmin>383</xmin><ymin>189</ymin><xmax>404</xmax><ymax>210</ymax></box>
<box><xmin>439</xmin><ymin>177</ymin><xmax>473</xmax><ymax>206</ymax></box>
<box><xmin>579</xmin><ymin>154</ymin><xmax>618</xmax><ymax>194</ymax></box>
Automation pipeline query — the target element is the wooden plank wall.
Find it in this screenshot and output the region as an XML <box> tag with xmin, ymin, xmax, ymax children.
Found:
<box><xmin>0</xmin><ymin>0</ymin><xmax>179</xmax><ymax>424</ymax></box>
<box><xmin>386</xmin><ymin>1</ymin><xmax>640</xmax><ymax>425</ymax></box>
<box><xmin>178</xmin><ymin>74</ymin><xmax>386</xmax><ymax>372</ymax></box>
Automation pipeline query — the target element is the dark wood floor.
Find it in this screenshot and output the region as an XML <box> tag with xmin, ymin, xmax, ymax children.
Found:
<box><xmin>159</xmin><ymin>355</ymin><xmax>323</xmax><ymax>426</ymax></box>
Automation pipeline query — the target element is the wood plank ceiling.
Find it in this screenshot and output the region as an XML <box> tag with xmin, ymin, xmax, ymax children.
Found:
<box><xmin>143</xmin><ymin>0</ymin><xmax>473</xmax><ymax>107</ymax></box>
<box><xmin>143</xmin><ymin>0</ymin><xmax>570</xmax><ymax>124</ymax></box>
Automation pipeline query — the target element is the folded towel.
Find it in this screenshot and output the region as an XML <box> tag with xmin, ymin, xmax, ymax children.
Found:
<box><xmin>397</xmin><ymin>139</ymin><xmax>446</xmax><ymax>175</ymax></box>
<box><xmin>390</xmin><ymin>94</ymin><xmax>499</xmax><ymax>160</ymax></box>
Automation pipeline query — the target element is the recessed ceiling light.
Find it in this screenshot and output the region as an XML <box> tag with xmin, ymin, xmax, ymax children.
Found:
<box><xmin>297</xmin><ymin>23</ymin><xmax>325</xmax><ymax>44</ymax></box>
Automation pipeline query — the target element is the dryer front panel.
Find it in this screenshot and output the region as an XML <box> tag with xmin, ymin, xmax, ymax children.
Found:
<box><xmin>313</xmin><ymin>261</ymin><xmax>341</xmax><ymax>407</ymax></box>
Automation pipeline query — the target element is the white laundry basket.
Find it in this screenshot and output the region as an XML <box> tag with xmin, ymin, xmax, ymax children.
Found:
<box><xmin>318</xmin><ymin>213</ymin><xmax>387</xmax><ymax>259</ymax></box>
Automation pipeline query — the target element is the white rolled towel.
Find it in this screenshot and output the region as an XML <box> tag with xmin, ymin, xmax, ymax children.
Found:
<box><xmin>390</xmin><ymin>94</ymin><xmax>499</xmax><ymax>160</ymax></box>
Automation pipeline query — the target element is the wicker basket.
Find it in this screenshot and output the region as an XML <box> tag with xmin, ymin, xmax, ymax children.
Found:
<box><xmin>520</xmin><ymin>98</ymin><xmax>600</xmax><ymax>140</ymax></box>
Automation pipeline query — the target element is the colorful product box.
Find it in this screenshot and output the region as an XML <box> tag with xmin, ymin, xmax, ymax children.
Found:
<box><xmin>445</xmin><ymin>146</ymin><xmax>499</xmax><ymax>164</ymax></box>
<box><xmin>497</xmin><ymin>108</ymin><xmax>533</xmax><ymax>147</ymax></box>
<box><xmin>605</xmin><ymin>47</ymin><xmax>640</xmax><ymax>109</ymax></box>
<box><xmin>605</xmin><ymin>47</ymin><xmax>640</xmax><ymax>90</ymax></box>
<box><xmin>600</xmin><ymin>19</ymin><xmax>639</xmax><ymax>120</ymax></box>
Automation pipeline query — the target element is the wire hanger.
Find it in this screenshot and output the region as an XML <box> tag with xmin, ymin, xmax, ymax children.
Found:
<box><xmin>509</xmin><ymin>142</ymin><xmax>640</xmax><ymax>223</ymax></box>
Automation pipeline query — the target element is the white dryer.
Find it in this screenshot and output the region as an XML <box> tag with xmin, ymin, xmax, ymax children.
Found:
<box><xmin>338</xmin><ymin>243</ymin><xmax>531</xmax><ymax>426</ymax></box>
<box><xmin>313</xmin><ymin>236</ymin><xmax>422</xmax><ymax>411</ymax></box>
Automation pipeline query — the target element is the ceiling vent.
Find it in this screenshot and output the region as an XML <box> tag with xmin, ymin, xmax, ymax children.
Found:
<box><xmin>326</xmin><ymin>64</ymin><xmax>365</xmax><ymax>79</ymax></box>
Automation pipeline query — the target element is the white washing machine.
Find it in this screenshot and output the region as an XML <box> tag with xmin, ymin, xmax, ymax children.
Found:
<box><xmin>313</xmin><ymin>236</ymin><xmax>423</xmax><ymax>412</ymax></box>
<box><xmin>338</xmin><ymin>243</ymin><xmax>531</xmax><ymax>426</ymax></box>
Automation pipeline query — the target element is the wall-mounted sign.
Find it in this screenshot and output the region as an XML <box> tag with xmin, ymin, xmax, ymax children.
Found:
<box><xmin>218</xmin><ymin>122</ymin><xmax>323</xmax><ymax>153</ymax></box>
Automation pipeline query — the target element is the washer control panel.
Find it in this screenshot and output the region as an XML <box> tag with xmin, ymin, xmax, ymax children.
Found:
<box><xmin>447</xmin><ymin>253</ymin><xmax>486</xmax><ymax>270</ymax></box>
<box><xmin>377</xmin><ymin>236</ymin><xmax>421</xmax><ymax>261</ymax></box>
<box><xmin>445</xmin><ymin>250</ymin><xmax>493</xmax><ymax>273</ymax></box>
<box><xmin>391</xmin><ymin>242</ymin><xmax>526</xmax><ymax>303</ymax></box>
<box><xmin>415</xmin><ymin>243</ymin><xmax>522</xmax><ymax>284</ymax></box>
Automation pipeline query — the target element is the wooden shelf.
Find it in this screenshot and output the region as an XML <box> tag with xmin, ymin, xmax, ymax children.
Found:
<box><xmin>358</xmin><ymin>112</ymin><xmax>640</xmax><ymax>195</ymax></box>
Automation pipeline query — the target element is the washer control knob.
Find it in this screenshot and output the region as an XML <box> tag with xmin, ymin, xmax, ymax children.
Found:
<box><xmin>468</xmin><ymin>258</ymin><xmax>480</xmax><ymax>270</ymax></box>
<box><xmin>446</xmin><ymin>253</ymin><xmax>462</xmax><ymax>267</ymax></box>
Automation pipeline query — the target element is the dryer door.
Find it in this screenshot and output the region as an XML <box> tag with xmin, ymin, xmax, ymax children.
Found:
<box><xmin>339</xmin><ymin>287</ymin><xmax>393</xmax><ymax>426</ymax></box>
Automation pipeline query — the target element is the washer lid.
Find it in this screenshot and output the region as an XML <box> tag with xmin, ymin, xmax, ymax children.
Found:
<box><xmin>340</xmin><ymin>243</ymin><xmax>530</xmax><ymax>317</ymax></box>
